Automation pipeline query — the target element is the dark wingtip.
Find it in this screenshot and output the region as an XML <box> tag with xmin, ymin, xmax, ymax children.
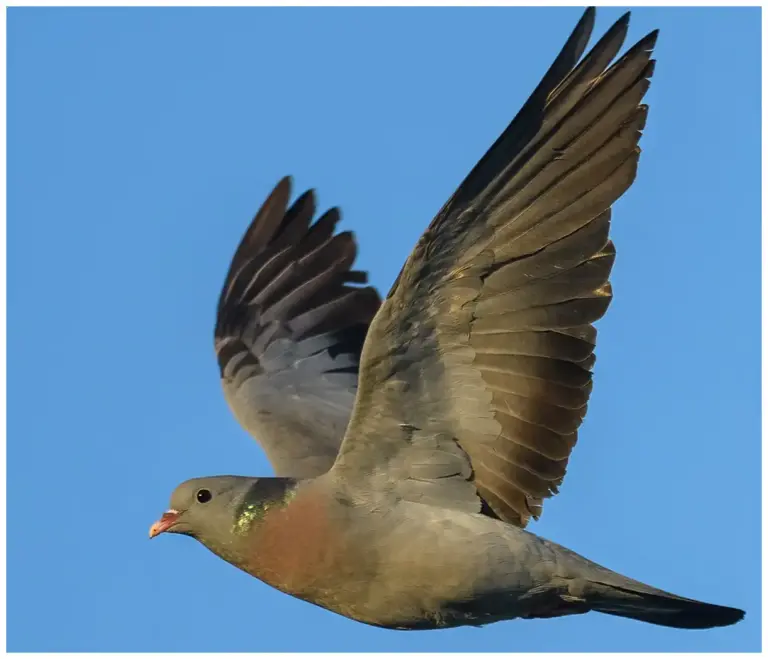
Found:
<box><xmin>257</xmin><ymin>176</ymin><xmax>292</xmax><ymax>224</ymax></box>
<box><xmin>265</xmin><ymin>176</ymin><xmax>292</xmax><ymax>210</ymax></box>
<box><xmin>569</xmin><ymin>7</ymin><xmax>596</xmax><ymax>57</ymax></box>
<box><xmin>616</xmin><ymin>10</ymin><xmax>631</xmax><ymax>26</ymax></box>
<box><xmin>603</xmin><ymin>10</ymin><xmax>630</xmax><ymax>43</ymax></box>
<box><xmin>644</xmin><ymin>29</ymin><xmax>660</xmax><ymax>50</ymax></box>
<box><xmin>290</xmin><ymin>187</ymin><xmax>316</xmax><ymax>213</ymax></box>
<box><xmin>321</xmin><ymin>206</ymin><xmax>342</xmax><ymax>226</ymax></box>
<box><xmin>579</xmin><ymin>7</ymin><xmax>597</xmax><ymax>27</ymax></box>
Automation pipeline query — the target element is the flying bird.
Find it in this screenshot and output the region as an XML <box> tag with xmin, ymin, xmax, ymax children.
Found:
<box><xmin>151</xmin><ymin>8</ymin><xmax>745</xmax><ymax>632</ymax></box>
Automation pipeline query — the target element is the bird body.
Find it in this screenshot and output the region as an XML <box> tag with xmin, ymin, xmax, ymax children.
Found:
<box><xmin>150</xmin><ymin>7</ymin><xmax>745</xmax><ymax>635</ymax></box>
<box><xmin>157</xmin><ymin>474</ymin><xmax>743</xmax><ymax>631</ymax></box>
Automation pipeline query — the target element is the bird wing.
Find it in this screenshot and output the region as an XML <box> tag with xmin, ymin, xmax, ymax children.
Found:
<box><xmin>215</xmin><ymin>177</ymin><xmax>381</xmax><ymax>479</ymax></box>
<box><xmin>330</xmin><ymin>9</ymin><xmax>657</xmax><ymax>527</ymax></box>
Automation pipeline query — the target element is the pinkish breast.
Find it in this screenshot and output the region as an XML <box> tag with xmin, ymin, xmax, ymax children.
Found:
<box><xmin>243</xmin><ymin>484</ymin><xmax>373</xmax><ymax>613</ymax></box>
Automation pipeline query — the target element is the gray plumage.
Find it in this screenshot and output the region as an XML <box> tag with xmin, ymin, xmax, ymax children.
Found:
<box><xmin>152</xmin><ymin>8</ymin><xmax>745</xmax><ymax>633</ymax></box>
<box><xmin>215</xmin><ymin>180</ymin><xmax>380</xmax><ymax>478</ymax></box>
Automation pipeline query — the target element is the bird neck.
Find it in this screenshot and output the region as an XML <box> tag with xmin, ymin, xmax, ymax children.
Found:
<box><xmin>195</xmin><ymin>477</ymin><xmax>300</xmax><ymax>573</ymax></box>
<box><xmin>231</xmin><ymin>477</ymin><xmax>299</xmax><ymax>538</ymax></box>
<box><xmin>227</xmin><ymin>477</ymin><xmax>350</xmax><ymax>601</ymax></box>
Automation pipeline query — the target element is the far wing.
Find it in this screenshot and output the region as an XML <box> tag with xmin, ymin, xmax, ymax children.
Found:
<box><xmin>216</xmin><ymin>178</ymin><xmax>381</xmax><ymax>478</ymax></box>
<box><xmin>331</xmin><ymin>9</ymin><xmax>657</xmax><ymax>526</ymax></box>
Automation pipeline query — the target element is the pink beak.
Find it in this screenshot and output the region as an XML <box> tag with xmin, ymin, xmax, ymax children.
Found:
<box><xmin>149</xmin><ymin>509</ymin><xmax>181</xmax><ymax>539</ymax></box>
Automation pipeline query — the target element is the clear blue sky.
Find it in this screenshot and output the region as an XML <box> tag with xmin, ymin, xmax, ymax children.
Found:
<box><xmin>8</xmin><ymin>6</ymin><xmax>760</xmax><ymax>652</ymax></box>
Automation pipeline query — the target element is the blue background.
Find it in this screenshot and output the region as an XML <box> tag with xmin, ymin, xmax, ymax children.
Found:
<box><xmin>8</xmin><ymin>6</ymin><xmax>761</xmax><ymax>652</ymax></box>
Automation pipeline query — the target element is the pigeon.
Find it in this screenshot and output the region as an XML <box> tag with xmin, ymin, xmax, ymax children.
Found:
<box><xmin>151</xmin><ymin>8</ymin><xmax>745</xmax><ymax>632</ymax></box>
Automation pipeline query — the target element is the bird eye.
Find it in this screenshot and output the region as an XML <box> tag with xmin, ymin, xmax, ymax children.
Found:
<box><xmin>196</xmin><ymin>489</ymin><xmax>212</xmax><ymax>503</ymax></box>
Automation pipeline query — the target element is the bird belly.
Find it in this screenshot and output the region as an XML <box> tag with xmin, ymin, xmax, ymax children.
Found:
<box><xmin>306</xmin><ymin>505</ymin><xmax>557</xmax><ymax>630</ymax></box>
<box><xmin>244</xmin><ymin>491</ymin><xmax>564</xmax><ymax>630</ymax></box>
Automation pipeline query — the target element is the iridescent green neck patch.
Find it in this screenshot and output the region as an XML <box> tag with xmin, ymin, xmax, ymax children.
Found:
<box><xmin>233</xmin><ymin>478</ymin><xmax>297</xmax><ymax>536</ymax></box>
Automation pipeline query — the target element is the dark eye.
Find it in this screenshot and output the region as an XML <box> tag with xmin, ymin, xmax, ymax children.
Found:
<box><xmin>196</xmin><ymin>489</ymin><xmax>212</xmax><ymax>503</ymax></box>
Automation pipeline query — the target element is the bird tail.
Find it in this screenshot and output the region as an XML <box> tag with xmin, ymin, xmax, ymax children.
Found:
<box><xmin>582</xmin><ymin>576</ymin><xmax>745</xmax><ymax>629</ymax></box>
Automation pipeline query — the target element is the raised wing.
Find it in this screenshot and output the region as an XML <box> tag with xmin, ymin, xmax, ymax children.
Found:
<box><xmin>216</xmin><ymin>178</ymin><xmax>381</xmax><ymax>478</ymax></box>
<box><xmin>331</xmin><ymin>9</ymin><xmax>657</xmax><ymax>526</ymax></box>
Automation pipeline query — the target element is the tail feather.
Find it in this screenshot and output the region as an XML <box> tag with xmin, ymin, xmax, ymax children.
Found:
<box><xmin>585</xmin><ymin>579</ymin><xmax>745</xmax><ymax>629</ymax></box>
